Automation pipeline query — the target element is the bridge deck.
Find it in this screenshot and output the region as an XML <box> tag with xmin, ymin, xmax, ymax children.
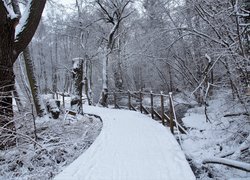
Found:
<box><xmin>54</xmin><ymin>105</ymin><xmax>195</xmax><ymax>180</ymax></box>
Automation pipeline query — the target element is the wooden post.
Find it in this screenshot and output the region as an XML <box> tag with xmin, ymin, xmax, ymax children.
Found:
<box><xmin>56</xmin><ymin>91</ymin><xmax>59</xmax><ymax>100</ymax></box>
<box><xmin>169</xmin><ymin>92</ymin><xmax>174</xmax><ymax>134</ymax></box>
<box><xmin>62</xmin><ymin>91</ymin><xmax>65</xmax><ymax>108</ymax></box>
<box><xmin>102</xmin><ymin>91</ymin><xmax>105</xmax><ymax>107</ymax></box>
<box><xmin>150</xmin><ymin>91</ymin><xmax>154</xmax><ymax>119</ymax></box>
<box><xmin>128</xmin><ymin>91</ymin><xmax>131</xmax><ymax>110</ymax></box>
<box><xmin>160</xmin><ymin>92</ymin><xmax>165</xmax><ymax>126</ymax></box>
<box><xmin>114</xmin><ymin>92</ymin><xmax>117</xmax><ymax>108</ymax></box>
<box><xmin>139</xmin><ymin>91</ymin><xmax>142</xmax><ymax>113</ymax></box>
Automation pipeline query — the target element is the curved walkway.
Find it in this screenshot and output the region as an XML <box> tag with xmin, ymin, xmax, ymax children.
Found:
<box><xmin>54</xmin><ymin>105</ymin><xmax>195</xmax><ymax>180</ymax></box>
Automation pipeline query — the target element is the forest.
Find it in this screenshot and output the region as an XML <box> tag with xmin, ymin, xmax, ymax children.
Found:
<box><xmin>0</xmin><ymin>0</ymin><xmax>249</xmax><ymax>179</ymax></box>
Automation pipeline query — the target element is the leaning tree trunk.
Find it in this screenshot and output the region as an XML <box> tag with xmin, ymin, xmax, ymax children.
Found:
<box><xmin>23</xmin><ymin>47</ymin><xmax>43</xmax><ymax>117</ymax></box>
<box><xmin>0</xmin><ymin>17</ymin><xmax>16</xmax><ymax>149</ymax></box>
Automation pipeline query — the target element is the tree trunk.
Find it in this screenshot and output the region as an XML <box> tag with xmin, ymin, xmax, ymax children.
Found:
<box><xmin>72</xmin><ymin>58</ymin><xmax>83</xmax><ymax>113</ymax></box>
<box><xmin>52</xmin><ymin>36</ymin><xmax>58</xmax><ymax>99</ymax></box>
<box><xmin>0</xmin><ymin>17</ymin><xmax>16</xmax><ymax>149</ymax></box>
<box><xmin>114</xmin><ymin>37</ymin><xmax>124</xmax><ymax>90</ymax></box>
<box><xmin>244</xmin><ymin>0</ymin><xmax>250</xmax><ymax>55</ymax></box>
<box><xmin>85</xmin><ymin>60</ymin><xmax>93</xmax><ymax>105</ymax></box>
<box><xmin>0</xmin><ymin>0</ymin><xmax>46</xmax><ymax>149</ymax></box>
<box><xmin>101</xmin><ymin>53</ymin><xmax>109</xmax><ymax>107</ymax></box>
<box><xmin>23</xmin><ymin>47</ymin><xmax>43</xmax><ymax>117</ymax></box>
<box><xmin>168</xmin><ymin>64</ymin><xmax>173</xmax><ymax>92</ymax></box>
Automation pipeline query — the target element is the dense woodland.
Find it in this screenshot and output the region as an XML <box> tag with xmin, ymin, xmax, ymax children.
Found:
<box><xmin>0</xmin><ymin>0</ymin><xmax>250</xmax><ymax>179</ymax></box>
<box><xmin>30</xmin><ymin>0</ymin><xmax>250</xmax><ymax>106</ymax></box>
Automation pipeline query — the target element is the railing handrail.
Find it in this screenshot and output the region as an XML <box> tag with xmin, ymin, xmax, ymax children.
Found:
<box><xmin>102</xmin><ymin>90</ymin><xmax>187</xmax><ymax>135</ymax></box>
<box><xmin>107</xmin><ymin>90</ymin><xmax>170</xmax><ymax>98</ymax></box>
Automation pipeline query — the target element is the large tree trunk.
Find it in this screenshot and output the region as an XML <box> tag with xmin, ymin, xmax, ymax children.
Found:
<box><xmin>0</xmin><ymin>16</ymin><xmax>16</xmax><ymax>149</ymax></box>
<box><xmin>0</xmin><ymin>0</ymin><xmax>46</xmax><ymax>149</ymax></box>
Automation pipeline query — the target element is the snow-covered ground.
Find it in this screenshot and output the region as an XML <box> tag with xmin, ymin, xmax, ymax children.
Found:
<box><xmin>54</xmin><ymin>105</ymin><xmax>195</xmax><ymax>180</ymax></box>
<box><xmin>2</xmin><ymin>89</ymin><xmax>249</xmax><ymax>180</ymax></box>
<box><xmin>0</xmin><ymin>114</ymin><xmax>102</xmax><ymax>180</ymax></box>
<box><xmin>181</xmin><ymin>90</ymin><xmax>250</xmax><ymax>179</ymax></box>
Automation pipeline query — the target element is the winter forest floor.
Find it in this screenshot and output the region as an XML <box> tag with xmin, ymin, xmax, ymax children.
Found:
<box><xmin>0</xmin><ymin>89</ymin><xmax>249</xmax><ymax>180</ymax></box>
<box><xmin>180</xmin><ymin>90</ymin><xmax>250</xmax><ymax>179</ymax></box>
<box><xmin>0</xmin><ymin>114</ymin><xmax>102</xmax><ymax>180</ymax></box>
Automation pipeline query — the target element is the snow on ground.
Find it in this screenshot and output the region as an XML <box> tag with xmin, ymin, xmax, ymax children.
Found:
<box><xmin>182</xmin><ymin>114</ymin><xmax>207</xmax><ymax>130</ymax></box>
<box><xmin>54</xmin><ymin>105</ymin><xmax>195</xmax><ymax>180</ymax></box>
<box><xmin>181</xmin><ymin>90</ymin><xmax>250</xmax><ymax>179</ymax></box>
<box><xmin>0</xmin><ymin>114</ymin><xmax>102</xmax><ymax>180</ymax></box>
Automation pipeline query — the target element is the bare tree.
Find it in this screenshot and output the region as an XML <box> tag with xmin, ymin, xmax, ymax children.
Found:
<box><xmin>96</xmin><ymin>0</ymin><xmax>133</xmax><ymax>106</ymax></box>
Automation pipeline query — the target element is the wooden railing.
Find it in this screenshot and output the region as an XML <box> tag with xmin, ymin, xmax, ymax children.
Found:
<box><xmin>101</xmin><ymin>90</ymin><xmax>187</xmax><ymax>134</ymax></box>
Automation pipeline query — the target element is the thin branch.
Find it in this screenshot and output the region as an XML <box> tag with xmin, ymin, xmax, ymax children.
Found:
<box><xmin>96</xmin><ymin>0</ymin><xmax>114</xmax><ymax>24</ymax></box>
<box><xmin>0</xmin><ymin>127</ymin><xmax>43</xmax><ymax>148</ymax></box>
<box><xmin>191</xmin><ymin>55</ymin><xmax>222</xmax><ymax>95</ymax></box>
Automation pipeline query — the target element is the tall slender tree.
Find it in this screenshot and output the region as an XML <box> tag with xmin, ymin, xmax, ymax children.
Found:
<box><xmin>96</xmin><ymin>0</ymin><xmax>133</xmax><ymax>106</ymax></box>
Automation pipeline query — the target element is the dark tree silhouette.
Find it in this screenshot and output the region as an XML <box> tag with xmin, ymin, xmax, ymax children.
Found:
<box><xmin>0</xmin><ymin>0</ymin><xmax>46</xmax><ymax>148</ymax></box>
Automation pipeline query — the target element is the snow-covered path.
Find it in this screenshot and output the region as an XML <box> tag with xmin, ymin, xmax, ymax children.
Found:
<box><xmin>54</xmin><ymin>106</ymin><xmax>195</xmax><ymax>180</ymax></box>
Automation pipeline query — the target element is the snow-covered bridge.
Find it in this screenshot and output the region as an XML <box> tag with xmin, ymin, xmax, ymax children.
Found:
<box><xmin>54</xmin><ymin>105</ymin><xmax>195</xmax><ymax>180</ymax></box>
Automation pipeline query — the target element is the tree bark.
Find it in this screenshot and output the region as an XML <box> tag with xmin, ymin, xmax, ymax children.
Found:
<box><xmin>101</xmin><ymin>52</ymin><xmax>109</xmax><ymax>107</ymax></box>
<box><xmin>0</xmin><ymin>0</ymin><xmax>46</xmax><ymax>149</ymax></box>
<box><xmin>72</xmin><ymin>58</ymin><xmax>84</xmax><ymax>113</ymax></box>
<box><xmin>0</xmin><ymin>4</ymin><xmax>17</xmax><ymax>149</ymax></box>
<box><xmin>23</xmin><ymin>47</ymin><xmax>43</xmax><ymax>117</ymax></box>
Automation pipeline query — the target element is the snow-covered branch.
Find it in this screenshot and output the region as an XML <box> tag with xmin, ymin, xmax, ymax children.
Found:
<box><xmin>203</xmin><ymin>157</ymin><xmax>250</xmax><ymax>172</ymax></box>
<box><xmin>0</xmin><ymin>0</ymin><xmax>18</xmax><ymax>19</ymax></box>
<box><xmin>14</xmin><ymin>0</ymin><xmax>46</xmax><ymax>59</ymax></box>
<box><xmin>191</xmin><ymin>55</ymin><xmax>222</xmax><ymax>95</ymax></box>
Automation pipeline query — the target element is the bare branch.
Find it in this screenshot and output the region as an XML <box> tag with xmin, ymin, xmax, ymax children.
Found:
<box><xmin>14</xmin><ymin>0</ymin><xmax>47</xmax><ymax>60</ymax></box>
<box><xmin>96</xmin><ymin>0</ymin><xmax>114</xmax><ymax>24</ymax></box>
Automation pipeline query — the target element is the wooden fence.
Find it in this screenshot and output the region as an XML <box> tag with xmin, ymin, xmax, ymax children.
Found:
<box><xmin>101</xmin><ymin>91</ymin><xmax>187</xmax><ymax>134</ymax></box>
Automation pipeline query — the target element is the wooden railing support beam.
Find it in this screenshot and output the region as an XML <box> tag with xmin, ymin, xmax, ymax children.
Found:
<box><xmin>169</xmin><ymin>92</ymin><xmax>174</xmax><ymax>134</ymax></box>
<box><xmin>114</xmin><ymin>92</ymin><xmax>118</xmax><ymax>109</ymax></box>
<box><xmin>139</xmin><ymin>91</ymin><xmax>142</xmax><ymax>113</ymax></box>
<box><xmin>160</xmin><ymin>92</ymin><xmax>165</xmax><ymax>126</ymax></box>
<box><xmin>128</xmin><ymin>91</ymin><xmax>131</xmax><ymax>110</ymax></box>
<box><xmin>150</xmin><ymin>91</ymin><xmax>154</xmax><ymax>119</ymax></box>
